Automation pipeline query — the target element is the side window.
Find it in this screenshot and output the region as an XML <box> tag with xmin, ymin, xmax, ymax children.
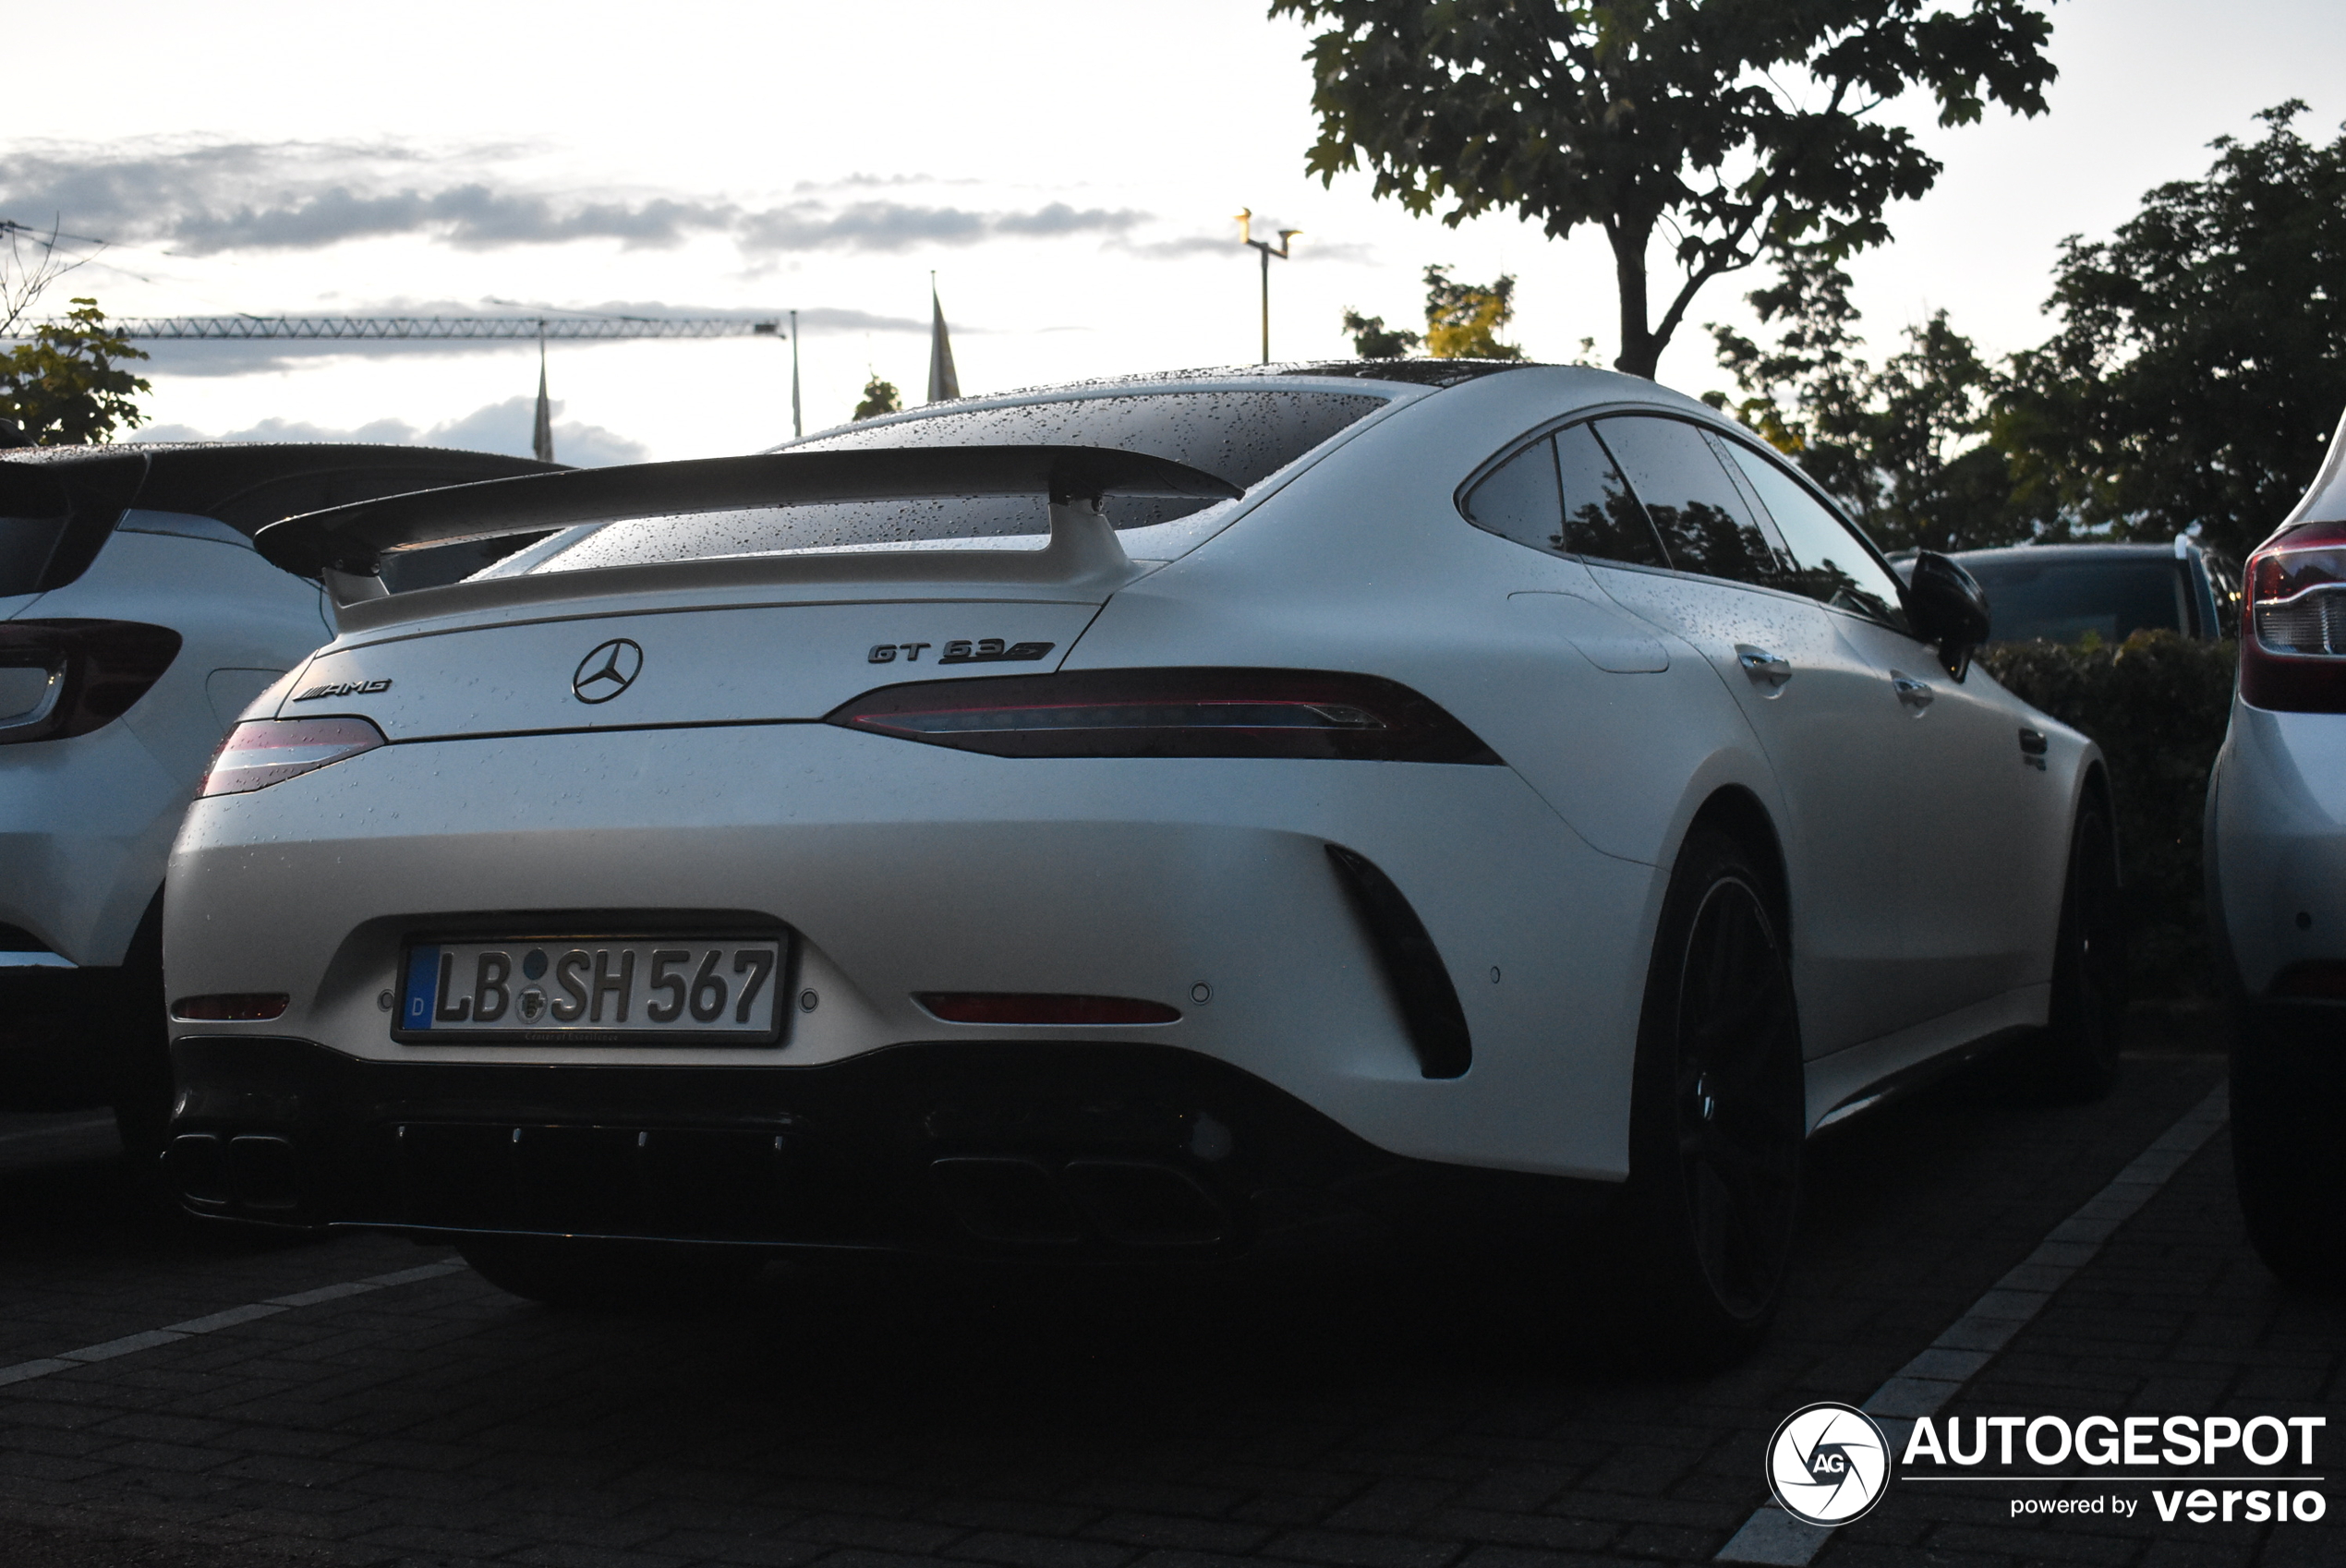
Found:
<box><xmin>1593</xmin><ymin>416</ymin><xmax>1782</xmax><ymax>587</ymax></box>
<box><xmin>1717</xmin><ymin>440</ymin><xmax>1909</xmax><ymax>628</ymax></box>
<box><xmin>1554</xmin><ymin>423</ymin><xmax>1668</xmax><ymax>568</ymax></box>
<box><xmin>1461</xmin><ymin>436</ymin><xmax>1565</xmax><ymax>555</ymax></box>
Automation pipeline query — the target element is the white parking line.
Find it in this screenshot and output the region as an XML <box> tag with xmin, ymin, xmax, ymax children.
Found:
<box><xmin>0</xmin><ymin>1260</ymin><xmax>470</xmax><ymax>1390</ymax></box>
<box><xmin>1714</xmin><ymin>1081</ymin><xmax>2231</xmax><ymax>1566</ymax></box>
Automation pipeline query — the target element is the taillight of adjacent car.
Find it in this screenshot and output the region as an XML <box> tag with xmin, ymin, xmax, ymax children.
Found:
<box><xmin>0</xmin><ymin>620</ymin><xmax>183</xmax><ymax>744</ymax></box>
<box><xmin>824</xmin><ymin>668</ymin><xmax>1503</xmax><ymax>763</ymax></box>
<box><xmin>2241</xmin><ymin>522</ymin><xmax>2346</xmax><ymax>712</ymax></box>
<box><xmin>199</xmin><ymin>716</ymin><xmax>387</xmax><ymax>797</ymax></box>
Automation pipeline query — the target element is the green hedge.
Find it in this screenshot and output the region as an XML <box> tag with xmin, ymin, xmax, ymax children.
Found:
<box><xmin>1977</xmin><ymin>631</ymin><xmax>2237</xmax><ymax>999</ymax></box>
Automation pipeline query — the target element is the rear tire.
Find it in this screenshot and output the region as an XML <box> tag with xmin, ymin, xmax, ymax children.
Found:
<box><xmin>2028</xmin><ymin>800</ymin><xmax>2127</xmax><ymax>1101</ymax></box>
<box><xmin>2231</xmin><ymin>1010</ymin><xmax>2346</xmax><ymax>1290</ymax></box>
<box><xmin>457</xmin><ymin>1236</ymin><xmax>768</xmax><ymax>1309</ymax></box>
<box><xmin>1620</xmin><ymin>826</ymin><xmax>1806</xmax><ymax>1369</ymax></box>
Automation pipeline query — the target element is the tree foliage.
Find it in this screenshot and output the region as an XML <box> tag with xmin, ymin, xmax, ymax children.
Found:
<box><xmin>1422</xmin><ymin>265</ymin><xmax>1524</xmax><ymax>359</ymax></box>
<box><xmin>851</xmin><ymin>374</ymin><xmax>902</xmax><ymax>423</ymax></box>
<box><xmin>1341</xmin><ymin>308</ymin><xmax>1421</xmax><ymax>358</ymax></box>
<box><xmin>1344</xmin><ymin>265</ymin><xmax>1523</xmax><ymax>359</ymax></box>
<box><xmin>0</xmin><ymin>298</ymin><xmax>151</xmax><ymax>447</ymax></box>
<box><xmin>1272</xmin><ymin>0</ymin><xmax>2058</xmax><ymax>377</ymax></box>
<box><xmin>1708</xmin><ymin>248</ymin><xmax>2014</xmax><ymax>551</ymax></box>
<box><xmin>1995</xmin><ymin>103</ymin><xmax>2346</xmax><ymax>560</ymax></box>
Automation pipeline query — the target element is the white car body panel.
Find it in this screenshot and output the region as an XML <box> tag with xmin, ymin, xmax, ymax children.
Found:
<box><xmin>2210</xmin><ymin>703</ymin><xmax>2346</xmax><ymax>994</ymax></box>
<box><xmin>1</xmin><ymin>521</ymin><xmax>325</xmax><ymax>963</ymax></box>
<box><xmin>160</xmin><ymin>368</ymin><xmax>2097</xmax><ymax>1216</ymax></box>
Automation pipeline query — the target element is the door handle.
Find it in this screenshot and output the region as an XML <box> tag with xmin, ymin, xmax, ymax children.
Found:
<box><xmin>1735</xmin><ymin>644</ymin><xmax>1793</xmax><ymax>690</ymax></box>
<box><xmin>1891</xmin><ymin>670</ymin><xmax>1935</xmax><ymax>711</ymax></box>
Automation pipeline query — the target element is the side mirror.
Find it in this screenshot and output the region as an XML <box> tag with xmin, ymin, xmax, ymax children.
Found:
<box><xmin>1905</xmin><ymin>550</ymin><xmax>1991</xmax><ymax>680</ymax></box>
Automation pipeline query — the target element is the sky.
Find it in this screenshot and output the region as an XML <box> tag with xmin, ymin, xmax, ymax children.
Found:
<box><xmin>6</xmin><ymin>0</ymin><xmax>2343</xmax><ymax>465</ymax></box>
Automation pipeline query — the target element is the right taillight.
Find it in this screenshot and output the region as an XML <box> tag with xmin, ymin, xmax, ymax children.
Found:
<box><xmin>825</xmin><ymin>668</ymin><xmax>1503</xmax><ymax>763</ymax></box>
<box><xmin>200</xmin><ymin>716</ymin><xmax>387</xmax><ymax>797</ymax></box>
<box><xmin>2242</xmin><ymin>521</ymin><xmax>2346</xmax><ymax>712</ymax></box>
<box><xmin>0</xmin><ymin>620</ymin><xmax>182</xmax><ymax>744</ymax></box>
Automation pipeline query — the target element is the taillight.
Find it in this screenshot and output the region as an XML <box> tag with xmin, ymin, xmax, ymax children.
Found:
<box><xmin>917</xmin><ymin>993</ymin><xmax>1182</xmax><ymax>1025</ymax></box>
<box><xmin>825</xmin><ymin>669</ymin><xmax>1503</xmax><ymax>763</ymax></box>
<box><xmin>0</xmin><ymin>620</ymin><xmax>181</xmax><ymax>744</ymax></box>
<box><xmin>200</xmin><ymin>716</ymin><xmax>386</xmax><ymax>796</ymax></box>
<box><xmin>2242</xmin><ymin>521</ymin><xmax>2346</xmax><ymax>712</ymax></box>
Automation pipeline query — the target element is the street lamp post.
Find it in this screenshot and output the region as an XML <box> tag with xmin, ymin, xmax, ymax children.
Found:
<box><xmin>1235</xmin><ymin>209</ymin><xmax>1300</xmax><ymax>365</ymax></box>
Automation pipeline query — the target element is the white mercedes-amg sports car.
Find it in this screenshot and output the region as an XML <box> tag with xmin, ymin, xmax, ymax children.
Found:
<box><xmin>163</xmin><ymin>365</ymin><xmax>2117</xmax><ymax>1356</ymax></box>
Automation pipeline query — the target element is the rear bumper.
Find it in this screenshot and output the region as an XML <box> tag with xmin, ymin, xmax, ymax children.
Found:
<box><xmin>165</xmin><ymin>1035</ymin><xmax>1609</xmax><ymax>1257</ymax></box>
<box><xmin>165</xmin><ymin>723</ymin><xmax>1661</xmax><ymax>1179</ymax></box>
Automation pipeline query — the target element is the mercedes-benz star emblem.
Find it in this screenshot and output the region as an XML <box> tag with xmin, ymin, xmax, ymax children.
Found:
<box><xmin>571</xmin><ymin>638</ymin><xmax>644</xmax><ymax>704</ymax></box>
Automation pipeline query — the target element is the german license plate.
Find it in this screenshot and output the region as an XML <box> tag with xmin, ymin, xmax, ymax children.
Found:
<box><xmin>395</xmin><ymin>937</ymin><xmax>785</xmax><ymax>1043</ymax></box>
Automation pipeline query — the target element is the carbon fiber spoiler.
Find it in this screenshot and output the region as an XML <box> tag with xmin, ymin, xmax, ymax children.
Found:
<box><xmin>254</xmin><ymin>443</ymin><xmax>1241</xmax><ymax>605</ymax></box>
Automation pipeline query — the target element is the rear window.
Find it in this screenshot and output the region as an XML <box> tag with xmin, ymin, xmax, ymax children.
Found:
<box><xmin>491</xmin><ymin>389</ymin><xmax>1386</xmax><ymax>578</ymax></box>
<box><xmin>0</xmin><ymin>467</ymin><xmax>76</xmax><ymax>597</ymax></box>
<box><xmin>1965</xmin><ymin>557</ymin><xmax>2191</xmax><ymax>644</ymax></box>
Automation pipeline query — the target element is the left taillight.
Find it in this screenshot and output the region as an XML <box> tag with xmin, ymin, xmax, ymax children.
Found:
<box><xmin>824</xmin><ymin>668</ymin><xmax>1503</xmax><ymax>763</ymax></box>
<box><xmin>200</xmin><ymin>716</ymin><xmax>387</xmax><ymax>797</ymax></box>
<box><xmin>0</xmin><ymin>620</ymin><xmax>182</xmax><ymax>744</ymax></box>
<box><xmin>2242</xmin><ymin>521</ymin><xmax>2346</xmax><ymax>712</ymax></box>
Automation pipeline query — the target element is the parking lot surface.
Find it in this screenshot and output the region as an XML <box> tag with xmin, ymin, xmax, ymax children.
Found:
<box><xmin>0</xmin><ymin>1021</ymin><xmax>2336</xmax><ymax>1568</ymax></box>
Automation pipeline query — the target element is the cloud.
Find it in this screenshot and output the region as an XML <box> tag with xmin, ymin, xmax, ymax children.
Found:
<box><xmin>2</xmin><ymin>140</ymin><xmax>1146</xmax><ymax>259</ymax></box>
<box><xmin>130</xmin><ymin>395</ymin><xmax>647</xmax><ymax>467</ymax></box>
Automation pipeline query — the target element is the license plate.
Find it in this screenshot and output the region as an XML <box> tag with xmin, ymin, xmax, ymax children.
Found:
<box><xmin>395</xmin><ymin>937</ymin><xmax>786</xmax><ymax>1043</ymax></box>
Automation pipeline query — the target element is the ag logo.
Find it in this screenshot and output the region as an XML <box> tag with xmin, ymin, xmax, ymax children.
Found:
<box><xmin>572</xmin><ymin>638</ymin><xmax>643</xmax><ymax>704</ymax></box>
<box><xmin>1766</xmin><ymin>1402</ymin><xmax>1891</xmax><ymax>1526</ymax></box>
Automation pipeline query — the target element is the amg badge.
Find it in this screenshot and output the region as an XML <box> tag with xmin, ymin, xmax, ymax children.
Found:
<box><xmin>868</xmin><ymin>639</ymin><xmax>1054</xmax><ymax>665</ymax></box>
<box><xmin>293</xmin><ymin>678</ymin><xmax>391</xmax><ymax>702</ymax></box>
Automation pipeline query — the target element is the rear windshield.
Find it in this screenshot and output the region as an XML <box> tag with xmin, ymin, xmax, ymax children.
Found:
<box><xmin>1965</xmin><ymin>557</ymin><xmax>2192</xmax><ymax>644</ymax></box>
<box><xmin>489</xmin><ymin>389</ymin><xmax>1386</xmax><ymax>579</ymax></box>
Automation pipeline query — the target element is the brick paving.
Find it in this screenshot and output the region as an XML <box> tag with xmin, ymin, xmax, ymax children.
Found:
<box><xmin>0</xmin><ymin>1035</ymin><xmax>2335</xmax><ymax>1567</ymax></box>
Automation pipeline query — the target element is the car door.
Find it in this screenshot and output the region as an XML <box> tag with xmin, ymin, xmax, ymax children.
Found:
<box><xmin>1711</xmin><ymin>433</ymin><xmax>2056</xmax><ymax>1017</ymax></box>
<box><xmin>1572</xmin><ymin>414</ymin><xmax>1926</xmax><ymax>1055</ymax></box>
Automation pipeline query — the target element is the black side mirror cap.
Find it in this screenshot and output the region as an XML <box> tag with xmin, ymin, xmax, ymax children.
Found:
<box><xmin>1904</xmin><ymin>550</ymin><xmax>1991</xmax><ymax>680</ymax></box>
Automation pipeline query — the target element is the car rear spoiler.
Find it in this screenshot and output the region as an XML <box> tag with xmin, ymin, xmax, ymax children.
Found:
<box><xmin>254</xmin><ymin>443</ymin><xmax>1242</xmax><ymax>609</ymax></box>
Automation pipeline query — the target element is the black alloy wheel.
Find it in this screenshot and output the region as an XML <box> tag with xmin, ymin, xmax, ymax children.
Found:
<box><xmin>2032</xmin><ymin>802</ymin><xmax>2127</xmax><ymax>1101</ymax></box>
<box><xmin>1625</xmin><ymin>827</ymin><xmax>1807</xmax><ymax>1365</ymax></box>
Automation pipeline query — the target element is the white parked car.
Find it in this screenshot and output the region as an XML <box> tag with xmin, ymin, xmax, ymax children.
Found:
<box><xmin>2207</xmin><ymin>405</ymin><xmax>2346</xmax><ymax>1288</ymax></box>
<box><xmin>0</xmin><ymin>443</ymin><xmax>556</xmax><ymax>1153</ymax></box>
<box><xmin>162</xmin><ymin>367</ymin><xmax>2115</xmax><ymax>1358</ymax></box>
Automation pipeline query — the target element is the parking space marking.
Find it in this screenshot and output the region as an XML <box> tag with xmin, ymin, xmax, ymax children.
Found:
<box><xmin>1714</xmin><ymin>1081</ymin><xmax>2230</xmax><ymax>1565</ymax></box>
<box><xmin>0</xmin><ymin>1259</ymin><xmax>468</xmax><ymax>1389</ymax></box>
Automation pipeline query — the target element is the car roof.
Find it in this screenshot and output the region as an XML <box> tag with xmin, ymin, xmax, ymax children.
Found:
<box><xmin>1948</xmin><ymin>542</ymin><xmax>2189</xmax><ymax>566</ymax></box>
<box><xmin>778</xmin><ymin>360</ymin><xmax>1540</xmax><ymax>450</ymax></box>
<box><xmin>1</xmin><ymin>442</ymin><xmax>564</xmax><ymax>536</ymax></box>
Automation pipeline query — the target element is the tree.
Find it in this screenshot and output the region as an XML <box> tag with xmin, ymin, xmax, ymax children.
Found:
<box><xmin>1995</xmin><ymin>103</ymin><xmax>2346</xmax><ymax>560</ymax></box>
<box><xmin>1421</xmin><ymin>266</ymin><xmax>1525</xmax><ymax>359</ymax></box>
<box><xmin>1341</xmin><ymin>308</ymin><xmax>1421</xmax><ymax>358</ymax></box>
<box><xmin>1342</xmin><ymin>265</ymin><xmax>1523</xmax><ymax>358</ymax></box>
<box><xmin>1272</xmin><ymin>0</ymin><xmax>2059</xmax><ymax>379</ymax></box>
<box><xmin>0</xmin><ymin>298</ymin><xmax>151</xmax><ymax>447</ymax></box>
<box><xmin>852</xmin><ymin>374</ymin><xmax>901</xmax><ymax>422</ymax></box>
<box><xmin>1707</xmin><ymin>248</ymin><xmax>2018</xmax><ymax>551</ymax></box>
<box><xmin>2</xmin><ymin>219</ymin><xmax>88</xmax><ymax>338</ymax></box>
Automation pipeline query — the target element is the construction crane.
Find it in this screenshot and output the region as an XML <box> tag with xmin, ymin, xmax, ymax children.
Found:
<box><xmin>81</xmin><ymin>311</ymin><xmax>807</xmax><ymax>440</ymax></box>
<box><xmin>102</xmin><ymin>314</ymin><xmax>780</xmax><ymax>342</ymax></box>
